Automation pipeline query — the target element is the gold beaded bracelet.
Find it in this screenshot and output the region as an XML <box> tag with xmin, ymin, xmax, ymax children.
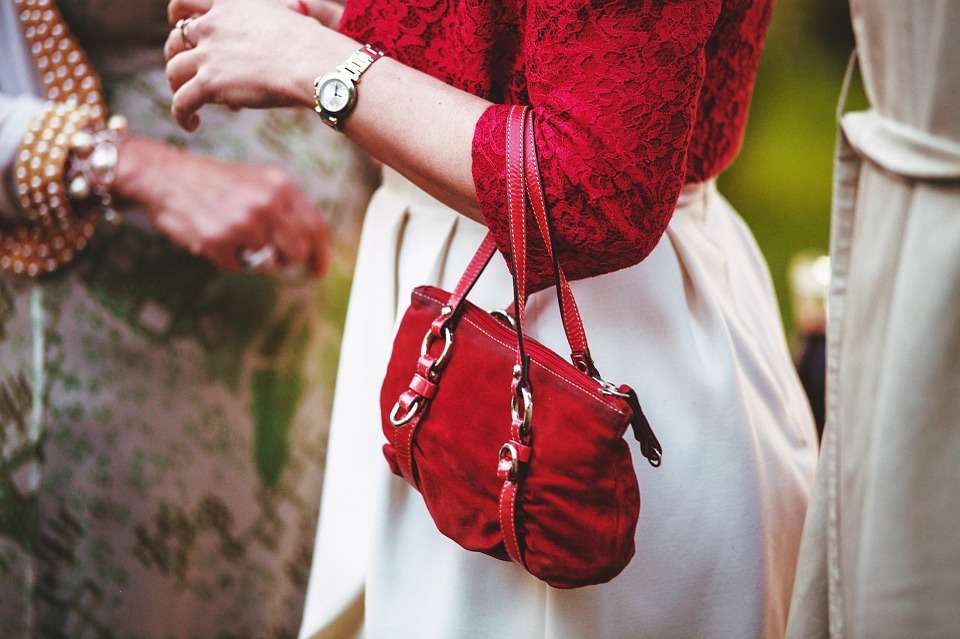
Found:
<box><xmin>13</xmin><ymin>102</ymin><xmax>87</xmax><ymax>222</ymax></box>
<box><xmin>3</xmin><ymin>0</ymin><xmax>122</xmax><ymax>277</ymax></box>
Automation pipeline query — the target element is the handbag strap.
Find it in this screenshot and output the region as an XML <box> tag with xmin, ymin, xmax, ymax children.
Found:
<box><xmin>506</xmin><ymin>105</ymin><xmax>533</xmax><ymax>381</ymax></box>
<box><xmin>520</xmin><ymin>109</ymin><xmax>597</xmax><ymax>376</ymax></box>
<box><xmin>506</xmin><ymin>107</ymin><xmax>597</xmax><ymax>392</ymax></box>
<box><xmin>442</xmin><ymin>106</ymin><xmax>596</xmax><ymax>378</ymax></box>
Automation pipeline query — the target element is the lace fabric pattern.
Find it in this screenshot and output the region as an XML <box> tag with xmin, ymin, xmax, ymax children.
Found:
<box><xmin>340</xmin><ymin>0</ymin><xmax>773</xmax><ymax>290</ymax></box>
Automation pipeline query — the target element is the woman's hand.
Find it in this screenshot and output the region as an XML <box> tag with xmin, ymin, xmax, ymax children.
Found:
<box><xmin>113</xmin><ymin>135</ymin><xmax>328</xmax><ymax>274</ymax></box>
<box><xmin>164</xmin><ymin>0</ymin><xmax>355</xmax><ymax>131</ymax></box>
<box><xmin>163</xmin><ymin>0</ymin><xmax>491</xmax><ymax>224</ymax></box>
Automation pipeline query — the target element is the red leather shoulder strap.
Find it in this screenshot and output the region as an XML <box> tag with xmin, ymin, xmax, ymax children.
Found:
<box><xmin>521</xmin><ymin>110</ymin><xmax>596</xmax><ymax>374</ymax></box>
<box><xmin>445</xmin><ymin>234</ymin><xmax>498</xmax><ymax>312</ymax></box>
<box><xmin>506</xmin><ymin>106</ymin><xmax>531</xmax><ymax>376</ymax></box>
<box><xmin>442</xmin><ymin>106</ymin><xmax>595</xmax><ymax>377</ymax></box>
<box><xmin>499</xmin><ymin>107</ymin><xmax>600</xmax><ymax>569</ymax></box>
<box><xmin>506</xmin><ymin>107</ymin><xmax>595</xmax><ymax>379</ymax></box>
<box><xmin>500</xmin><ymin>105</ymin><xmax>533</xmax><ymax>568</ymax></box>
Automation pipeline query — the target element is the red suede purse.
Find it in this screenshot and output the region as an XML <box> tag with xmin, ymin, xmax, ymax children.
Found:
<box><xmin>380</xmin><ymin>106</ymin><xmax>662</xmax><ymax>588</ymax></box>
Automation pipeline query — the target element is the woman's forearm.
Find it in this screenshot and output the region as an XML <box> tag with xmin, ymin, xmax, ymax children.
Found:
<box><xmin>164</xmin><ymin>0</ymin><xmax>724</xmax><ymax>289</ymax></box>
<box><xmin>289</xmin><ymin>28</ymin><xmax>491</xmax><ymax>223</ymax></box>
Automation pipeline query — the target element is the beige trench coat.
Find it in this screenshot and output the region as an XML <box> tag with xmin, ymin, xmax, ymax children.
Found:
<box><xmin>787</xmin><ymin>2</ymin><xmax>960</xmax><ymax>638</ymax></box>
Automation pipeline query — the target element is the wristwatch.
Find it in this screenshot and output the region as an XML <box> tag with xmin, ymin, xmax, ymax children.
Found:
<box><xmin>313</xmin><ymin>44</ymin><xmax>385</xmax><ymax>131</ymax></box>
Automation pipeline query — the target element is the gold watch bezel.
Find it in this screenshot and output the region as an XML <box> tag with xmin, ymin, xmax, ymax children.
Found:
<box><xmin>313</xmin><ymin>70</ymin><xmax>358</xmax><ymax>130</ymax></box>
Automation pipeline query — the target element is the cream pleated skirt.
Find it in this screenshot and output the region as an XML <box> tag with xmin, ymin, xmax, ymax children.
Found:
<box><xmin>300</xmin><ymin>169</ymin><xmax>818</xmax><ymax>639</ymax></box>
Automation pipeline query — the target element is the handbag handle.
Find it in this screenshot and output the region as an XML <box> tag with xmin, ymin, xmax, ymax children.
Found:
<box><xmin>441</xmin><ymin>106</ymin><xmax>597</xmax><ymax>382</ymax></box>
<box><xmin>519</xmin><ymin>108</ymin><xmax>597</xmax><ymax>376</ymax></box>
<box><xmin>509</xmin><ymin>108</ymin><xmax>662</xmax><ymax>468</ymax></box>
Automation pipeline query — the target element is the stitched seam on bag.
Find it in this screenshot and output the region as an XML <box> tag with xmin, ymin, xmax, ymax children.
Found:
<box><xmin>412</xmin><ymin>290</ymin><xmax>627</xmax><ymax>417</ymax></box>
<box><xmin>498</xmin><ymin>483</ymin><xmax>510</xmax><ymax>558</ymax></box>
<box><xmin>499</xmin><ymin>481</ymin><xmax>522</xmax><ymax>565</ymax></box>
<box><xmin>507</xmin><ymin>105</ymin><xmax>519</xmax><ymax>302</ymax></box>
<box><xmin>565</xmin><ymin>287</ymin><xmax>588</xmax><ymax>353</ymax></box>
<box><xmin>518</xmin><ymin>110</ymin><xmax>528</xmax><ymax>330</ymax></box>
<box><xmin>509</xmin><ymin>107</ymin><xmax>529</xmax><ymax>333</ymax></box>
<box><xmin>613</xmin><ymin>456</ymin><xmax>624</xmax><ymax>564</ymax></box>
<box><xmin>397</xmin><ymin>423</ymin><xmax>407</xmax><ymax>476</ymax></box>
<box><xmin>397</xmin><ymin>422</ymin><xmax>410</xmax><ymax>481</ymax></box>
<box><xmin>405</xmin><ymin>419</ymin><xmax>417</xmax><ymax>484</ymax></box>
<box><xmin>416</xmin><ymin>290</ymin><xmax>623</xmax><ymax>415</ymax></box>
<box><xmin>526</xmin><ymin>131</ymin><xmax>589</xmax><ymax>353</ymax></box>
<box><xmin>509</xmin><ymin>484</ymin><xmax>521</xmax><ymax>565</ymax></box>
<box><xmin>390</xmin><ymin>420</ymin><xmax>401</xmax><ymax>469</ymax></box>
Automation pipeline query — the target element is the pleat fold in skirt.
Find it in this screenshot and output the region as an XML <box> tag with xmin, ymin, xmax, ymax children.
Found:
<box><xmin>300</xmin><ymin>168</ymin><xmax>818</xmax><ymax>639</ymax></box>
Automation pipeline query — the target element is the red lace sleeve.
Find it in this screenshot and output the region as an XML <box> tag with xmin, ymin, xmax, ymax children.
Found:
<box><xmin>472</xmin><ymin>1</ymin><xmax>722</xmax><ymax>291</ymax></box>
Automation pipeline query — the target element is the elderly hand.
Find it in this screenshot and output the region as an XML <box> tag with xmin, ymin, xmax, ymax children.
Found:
<box><xmin>163</xmin><ymin>0</ymin><xmax>355</xmax><ymax>131</ymax></box>
<box><xmin>114</xmin><ymin>135</ymin><xmax>328</xmax><ymax>275</ymax></box>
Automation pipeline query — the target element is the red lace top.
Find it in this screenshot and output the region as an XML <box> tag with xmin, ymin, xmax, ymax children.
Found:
<box><xmin>340</xmin><ymin>0</ymin><xmax>772</xmax><ymax>289</ymax></box>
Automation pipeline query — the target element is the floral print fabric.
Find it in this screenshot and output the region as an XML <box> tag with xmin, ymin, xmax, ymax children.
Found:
<box><xmin>0</xmin><ymin>8</ymin><xmax>373</xmax><ymax>636</ymax></box>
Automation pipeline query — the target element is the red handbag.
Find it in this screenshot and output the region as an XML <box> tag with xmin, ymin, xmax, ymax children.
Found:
<box><xmin>380</xmin><ymin>106</ymin><xmax>661</xmax><ymax>588</ymax></box>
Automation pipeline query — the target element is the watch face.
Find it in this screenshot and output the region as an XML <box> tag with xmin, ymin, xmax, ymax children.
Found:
<box><xmin>320</xmin><ymin>78</ymin><xmax>351</xmax><ymax>113</ymax></box>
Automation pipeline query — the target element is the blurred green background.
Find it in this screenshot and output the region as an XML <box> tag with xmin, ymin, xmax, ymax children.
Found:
<box><xmin>720</xmin><ymin>0</ymin><xmax>864</xmax><ymax>336</ymax></box>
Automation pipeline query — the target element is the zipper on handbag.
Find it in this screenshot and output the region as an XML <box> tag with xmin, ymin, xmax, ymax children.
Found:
<box><xmin>425</xmin><ymin>290</ymin><xmax>663</xmax><ymax>463</ymax></box>
<box><xmin>597</xmin><ymin>379</ymin><xmax>662</xmax><ymax>468</ymax></box>
<box><xmin>624</xmin><ymin>387</ymin><xmax>662</xmax><ymax>467</ymax></box>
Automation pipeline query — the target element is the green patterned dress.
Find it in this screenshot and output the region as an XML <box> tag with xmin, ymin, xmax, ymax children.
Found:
<box><xmin>0</xmin><ymin>2</ymin><xmax>373</xmax><ymax>637</ymax></box>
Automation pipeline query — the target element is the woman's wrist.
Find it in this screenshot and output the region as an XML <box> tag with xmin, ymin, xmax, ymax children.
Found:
<box><xmin>290</xmin><ymin>25</ymin><xmax>360</xmax><ymax>109</ymax></box>
<box><xmin>112</xmin><ymin>134</ymin><xmax>179</xmax><ymax>204</ymax></box>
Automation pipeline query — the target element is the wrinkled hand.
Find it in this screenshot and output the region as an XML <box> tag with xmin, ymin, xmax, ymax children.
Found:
<box><xmin>115</xmin><ymin>135</ymin><xmax>328</xmax><ymax>275</ymax></box>
<box><xmin>164</xmin><ymin>0</ymin><xmax>351</xmax><ymax>131</ymax></box>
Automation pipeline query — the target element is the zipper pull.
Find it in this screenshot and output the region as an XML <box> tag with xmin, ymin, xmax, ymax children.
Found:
<box><xmin>621</xmin><ymin>385</ymin><xmax>662</xmax><ymax>467</ymax></box>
